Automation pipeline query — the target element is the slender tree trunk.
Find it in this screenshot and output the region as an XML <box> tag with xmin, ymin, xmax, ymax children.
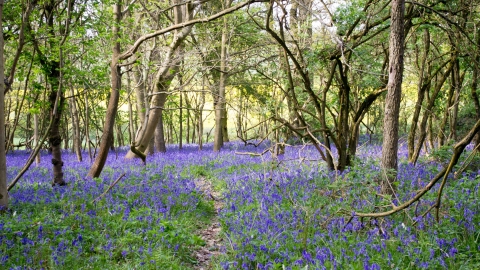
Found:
<box><xmin>448</xmin><ymin>60</ymin><xmax>462</xmax><ymax>141</ymax></box>
<box><xmin>198</xmin><ymin>77</ymin><xmax>206</xmax><ymax>150</ymax></box>
<box><xmin>126</xmin><ymin>0</ymin><xmax>192</xmax><ymax>159</ymax></box>
<box><xmin>179</xmin><ymin>74</ymin><xmax>183</xmax><ymax>149</ymax></box>
<box><xmin>411</xmin><ymin>60</ymin><xmax>454</xmax><ymax>164</ymax></box>
<box><xmin>64</xmin><ymin>112</ymin><xmax>69</xmax><ymax>150</ymax></box>
<box><xmin>348</xmin><ymin>89</ymin><xmax>386</xmax><ymax>162</ymax></box>
<box><xmin>438</xmin><ymin>72</ymin><xmax>455</xmax><ymax>147</ymax></box>
<box><xmin>154</xmin><ymin>93</ymin><xmax>168</xmax><ymax>153</ymax></box>
<box><xmin>321</xmin><ymin>61</ymin><xmax>336</xmax><ymax>170</ymax></box>
<box><xmin>115</xmin><ymin>122</ymin><xmax>123</xmax><ymax>147</ymax></box>
<box><xmin>184</xmin><ymin>92</ymin><xmax>190</xmax><ymax>144</ymax></box>
<box><xmin>34</xmin><ymin>114</ymin><xmax>41</xmax><ymax>165</ymax></box>
<box><xmin>85</xmin><ymin>92</ymin><xmax>92</xmax><ymax>162</ymax></box>
<box><xmin>427</xmin><ymin>108</ymin><xmax>434</xmax><ymax>150</ymax></box>
<box><xmin>408</xmin><ymin>29</ymin><xmax>430</xmax><ymax>161</ymax></box>
<box><xmin>5</xmin><ymin>95</ymin><xmax>11</xmax><ymax>152</ymax></box>
<box><xmin>0</xmin><ymin>0</ymin><xmax>8</xmax><ymax>209</ymax></box>
<box><xmin>69</xmin><ymin>85</ymin><xmax>82</xmax><ymax>161</ymax></box>
<box><xmin>213</xmin><ymin>0</ymin><xmax>231</xmax><ymax>151</ymax></box>
<box><xmin>472</xmin><ymin>56</ymin><xmax>480</xmax><ymax>148</ymax></box>
<box><xmin>169</xmin><ymin>112</ymin><xmax>175</xmax><ymax>143</ymax></box>
<box><xmin>127</xmin><ymin>73</ymin><xmax>135</xmax><ymax>144</ymax></box>
<box><xmin>88</xmin><ymin>1</ymin><xmax>122</xmax><ymax>178</ymax></box>
<box><xmin>381</xmin><ymin>0</ymin><xmax>405</xmax><ymax>194</ymax></box>
<box><xmin>7</xmin><ymin>77</ymin><xmax>28</xmax><ymax>151</ymax></box>
<box><xmin>222</xmin><ymin>109</ymin><xmax>229</xmax><ymax>143</ymax></box>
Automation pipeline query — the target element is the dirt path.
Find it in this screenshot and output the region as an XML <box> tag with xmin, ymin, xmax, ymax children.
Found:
<box><xmin>193</xmin><ymin>178</ymin><xmax>224</xmax><ymax>270</ymax></box>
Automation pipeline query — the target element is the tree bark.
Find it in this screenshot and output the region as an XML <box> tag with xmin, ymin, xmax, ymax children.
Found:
<box><xmin>48</xmin><ymin>73</ymin><xmax>66</xmax><ymax>186</ymax></box>
<box><xmin>88</xmin><ymin>1</ymin><xmax>122</xmax><ymax>178</ymax></box>
<box><xmin>48</xmin><ymin>60</ymin><xmax>65</xmax><ymax>186</ymax></box>
<box><xmin>127</xmin><ymin>73</ymin><xmax>135</xmax><ymax>145</ymax></box>
<box><xmin>411</xmin><ymin>59</ymin><xmax>455</xmax><ymax>165</ymax></box>
<box><xmin>448</xmin><ymin>59</ymin><xmax>462</xmax><ymax>141</ymax></box>
<box><xmin>85</xmin><ymin>92</ymin><xmax>92</xmax><ymax>162</ymax></box>
<box><xmin>472</xmin><ymin>45</ymin><xmax>480</xmax><ymax>147</ymax></box>
<box><xmin>381</xmin><ymin>0</ymin><xmax>405</xmax><ymax>194</ymax></box>
<box><xmin>408</xmin><ymin>28</ymin><xmax>430</xmax><ymax>161</ymax></box>
<box><xmin>336</xmin><ymin>60</ymin><xmax>351</xmax><ymax>170</ymax></box>
<box><xmin>154</xmin><ymin>93</ymin><xmax>168</xmax><ymax>153</ymax></box>
<box><xmin>438</xmin><ymin>64</ymin><xmax>456</xmax><ymax>147</ymax></box>
<box><xmin>0</xmin><ymin>0</ymin><xmax>8</xmax><ymax>209</ymax></box>
<box><xmin>34</xmin><ymin>114</ymin><xmax>41</xmax><ymax>165</ymax></box>
<box><xmin>214</xmin><ymin>0</ymin><xmax>232</xmax><ymax>151</ymax></box>
<box><xmin>126</xmin><ymin>1</ymin><xmax>192</xmax><ymax>158</ymax></box>
<box><xmin>347</xmin><ymin>89</ymin><xmax>386</xmax><ymax>162</ymax></box>
<box><xmin>69</xmin><ymin>85</ymin><xmax>82</xmax><ymax>161</ymax></box>
<box><xmin>198</xmin><ymin>76</ymin><xmax>206</xmax><ymax>150</ymax></box>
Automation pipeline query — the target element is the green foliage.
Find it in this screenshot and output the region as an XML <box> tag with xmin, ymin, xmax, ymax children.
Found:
<box><xmin>429</xmin><ymin>140</ymin><xmax>455</xmax><ymax>163</ymax></box>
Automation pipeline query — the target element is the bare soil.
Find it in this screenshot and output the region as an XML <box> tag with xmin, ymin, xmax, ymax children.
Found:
<box><xmin>193</xmin><ymin>178</ymin><xmax>225</xmax><ymax>270</ymax></box>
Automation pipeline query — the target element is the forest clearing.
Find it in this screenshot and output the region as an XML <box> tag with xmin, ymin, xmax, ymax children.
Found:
<box><xmin>1</xmin><ymin>0</ymin><xmax>480</xmax><ymax>269</ymax></box>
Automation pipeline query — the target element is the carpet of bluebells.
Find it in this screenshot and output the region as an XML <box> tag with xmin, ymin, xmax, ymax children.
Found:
<box><xmin>1</xmin><ymin>140</ymin><xmax>480</xmax><ymax>269</ymax></box>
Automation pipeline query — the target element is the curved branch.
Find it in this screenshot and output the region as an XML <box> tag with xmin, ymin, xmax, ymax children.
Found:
<box><xmin>355</xmin><ymin>118</ymin><xmax>480</xmax><ymax>218</ymax></box>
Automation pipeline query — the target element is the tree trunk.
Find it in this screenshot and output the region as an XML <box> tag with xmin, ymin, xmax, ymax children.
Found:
<box><xmin>427</xmin><ymin>109</ymin><xmax>434</xmax><ymax>150</ymax></box>
<box><xmin>85</xmin><ymin>92</ymin><xmax>92</xmax><ymax>162</ymax></box>
<box><xmin>213</xmin><ymin>0</ymin><xmax>231</xmax><ymax>151</ymax></box>
<box><xmin>438</xmin><ymin>68</ymin><xmax>455</xmax><ymax>147</ymax></box>
<box><xmin>129</xmin><ymin>64</ymin><xmax>179</xmax><ymax>156</ymax></box>
<box><xmin>381</xmin><ymin>0</ymin><xmax>405</xmax><ymax>194</ymax></box>
<box><xmin>179</xmin><ymin>74</ymin><xmax>183</xmax><ymax>149</ymax></box>
<box><xmin>198</xmin><ymin>77</ymin><xmax>206</xmax><ymax>150</ymax></box>
<box><xmin>336</xmin><ymin>60</ymin><xmax>350</xmax><ymax>170</ymax></box>
<box><xmin>64</xmin><ymin>112</ymin><xmax>69</xmax><ymax>150</ymax></box>
<box><xmin>448</xmin><ymin>59</ymin><xmax>462</xmax><ymax>141</ymax></box>
<box><xmin>127</xmin><ymin>73</ymin><xmax>135</xmax><ymax>145</ymax></box>
<box><xmin>87</xmin><ymin>1</ymin><xmax>122</xmax><ymax>178</ymax></box>
<box><xmin>34</xmin><ymin>114</ymin><xmax>41</xmax><ymax>165</ymax></box>
<box><xmin>5</xmin><ymin>95</ymin><xmax>11</xmax><ymax>152</ymax></box>
<box><xmin>408</xmin><ymin>28</ymin><xmax>430</xmax><ymax>161</ymax></box>
<box><xmin>126</xmin><ymin>1</ymin><xmax>192</xmax><ymax>159</ymax></box>
<box><xmin>48</xmin><ymin>69</ymin><xmax>65</xmax><ymax>186</ymax></box>
<box><xmin>411</xmin><ymin>59</ymin><xmax>454</xmax><ymax>164</ymax></box>
<box><xmin>472</xmin><ymin>55</ymin><xmax>480</xmax><ymax>147</ymax></box>
<box><xmin>184</xmin><ymin>92</ymin><xmax>190</xmax><ymax>144</ymax></box>
<box><xmin>154</xmin><ymin>96</ymin><xmax>167</xmax><ymax>153</ymax></box>
<box><xmin>0</xmin><ymin>0</ymin><xmax>8</xmax><ymax>209</ymax></box>
<box><xmin>69</xmin><ymin>85</ymin><xmax>82</xmax><ymax>161</ymax></box>
<box><xmin>115</xmin><ymin>122</ymin><xmax>123</xmax><ymax>147</ymax></box>
<box><xmin>348</xmin><ymin>89</ymin><xmax>386</xmax><ymax>163</ymax></box>
<box><xmin>6</xmin><ymin>77</ymin><xmax>28</xmax><ymax>152</ymax></box>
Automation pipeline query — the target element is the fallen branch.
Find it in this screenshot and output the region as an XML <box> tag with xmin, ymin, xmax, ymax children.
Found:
<box><xmin>92</xmin><ymin>173</ymin><xmax>126</xmax><ymax>204</ymax></box>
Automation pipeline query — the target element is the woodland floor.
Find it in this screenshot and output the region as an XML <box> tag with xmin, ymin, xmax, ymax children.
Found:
<box><xmin>193</xmin><ymin>177</ymin><xmax>224</xmax><ymax>269</ymax></box>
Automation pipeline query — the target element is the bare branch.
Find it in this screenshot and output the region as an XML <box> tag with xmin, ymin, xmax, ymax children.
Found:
<box><xmin>92</xmin><ymin>173</ymin><xmax>127</xmax><ymax>204</ymax></box>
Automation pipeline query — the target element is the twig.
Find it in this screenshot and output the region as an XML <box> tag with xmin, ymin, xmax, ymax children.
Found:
<box><xmin>413</xmin><ymin>203</ymin><xmax>437</xmax><ymax>226</ymax></box>
<box><xmin>92</xmin><ymin>173</ymin><xmax>126</xmax><ymax>204</ymax></box>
